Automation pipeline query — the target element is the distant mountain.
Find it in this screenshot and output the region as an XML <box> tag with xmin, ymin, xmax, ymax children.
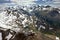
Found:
<box><xmin>0</xmin><ymin>0</ymin><xmax>11</xmax><ymax>4</ymax></box>
<box><xmin>34</xmin><ymin>0</ymin><xmax>53</xmax><ymax>4</ymax></box>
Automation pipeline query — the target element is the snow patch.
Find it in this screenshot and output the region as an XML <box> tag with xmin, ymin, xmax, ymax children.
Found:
<box><xmin>56</xmin><ymin>36</ymin><xmax>59</xmax><ymax>40</ymax></box>
<box><xmin>5</xmin><ymin>33</ymin><xmax>12</xmax><ymax>40</ymax></box>
<box><xmin>0</xmin><ymin>33</ymin><xmax>2</xmax><ymax>40</ymax></box>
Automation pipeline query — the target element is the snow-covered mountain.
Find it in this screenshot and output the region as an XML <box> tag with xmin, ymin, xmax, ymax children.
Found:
<box><xmin>0</xmin><ymin>6</ymin><xmax>35</xmax><ymax>31</ymax></box>
<box><xmin>0</xmin><ymin>5</ymin><xmax>60</xmax><ymax>40</ymax></box>
<box><xmin>0</xmin><ymin>5</ymin><xmax>59</xmax><ymax>30</ymax></box>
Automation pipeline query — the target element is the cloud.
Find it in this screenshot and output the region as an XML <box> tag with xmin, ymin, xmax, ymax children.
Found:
<box><xmin>0</xmin><ymin>0</ymin><xmax>60</xmax><ymax>7</ymax></box>
<box><xmin>51</xmin><ymin>0</ymin><xmax>60</xmax><ymax>4</ymax></box>
<box><xmin>53</xmin><ymin>0</ymin><xmax>60</xmax><ymax>2</ymax></box>
<box><xmin>10</xmin><ymin>0</ymin><xmax>38</xmax><ymax>5</ymax></box>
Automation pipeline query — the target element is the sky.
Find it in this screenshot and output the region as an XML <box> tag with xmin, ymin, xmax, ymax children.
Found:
<box><xmin>0</xmin><ymin>0</ymin><xmax>60</xmax><ymax>7</ymax></box>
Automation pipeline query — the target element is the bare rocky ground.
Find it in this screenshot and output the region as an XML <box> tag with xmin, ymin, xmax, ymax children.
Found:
<box><xmin>0</xmin><ymin>28</ymin><xmax>56</xmax><ymax>40</ymax></box>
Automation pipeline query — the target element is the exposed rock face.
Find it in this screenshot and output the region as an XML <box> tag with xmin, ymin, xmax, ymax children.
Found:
<box><xmin>0</xmin><ymin>28</ymin><xmax>35</xmax><ymax>40</ymax></box>
<box><xmin>0</xmin><ymin>28</ymin><xmax>55</xmax><ymax>40</ymax></box>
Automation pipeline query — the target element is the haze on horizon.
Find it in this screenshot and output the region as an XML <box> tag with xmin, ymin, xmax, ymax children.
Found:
<box><xmin>0</xmin><ymin>0</ymin><xmax>60</xmax><ymax>7</ymax></box>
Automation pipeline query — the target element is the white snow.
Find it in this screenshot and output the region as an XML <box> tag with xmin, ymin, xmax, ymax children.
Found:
<box><xmin>23</xmin><ymin>7</ymin><xmax>27</xmax><ymax>10</ymax></box>
<box><xmin>40</xmin><ymin>25</ymin><xmax>45</xmax><ymax>29</ymax></box>
<box><xmin>0</xmin><ymin>6</ymin><xmax>33</xmax><ymax>33</ymax></box>
<box><xmin>43</xmin><ymin>8</ymin><xmax>47</xmax><ymax>10</ymax></box>
<box><xmin>29</xmin><ymin>9</ymin><xmax>33</xmax><ymax>12</ymax></box>
<box><xmin>22</xmin><ymin>18</ymin><xmax>28</xmax><ymax>27</ymax></box>
<box><xmin>0</xmin><ymin>11</ymin><xmax>13</xmax><ymax>29</ymax></box>
<box><xmin>12</xmin><ymin>28</ymin><xmax>21</xmax><ymax>33</ymax></box>
<box><xmin>20</xmin><ymin>14</ymin><xmax>25</xmax><ymax>19</ymax></box>
<box><xmin>56</xmin><ymin>36</ymin><xmax>59</xmax><ymax>40</ymax></box>
<box><xmin>58</xmin><ymin>11</ymin><xmax>60</xmax><ymax>13</ymax></box>
<box><xmin>38</xmin><ymin>25</ymin><xmax>45</xmax><ymax>30</ymax></box>
<box><xmin>5</xmin><ymin>33</ymin><xmax>12</xmax><ymax>40</ymax></box>
<box><xmin>0</xmin><ymin>33</ymin><xmax>2</xmax><ymax>40</ymax></box>
<box><xmin>0</xmin><ymin>11</ymin><xmax>18</xmax><ymax>29</ymax></box>
<box><xmin>49</xmin><ymin>27</ymin><xmax>53</xmax><ymax>30</ymax></box>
